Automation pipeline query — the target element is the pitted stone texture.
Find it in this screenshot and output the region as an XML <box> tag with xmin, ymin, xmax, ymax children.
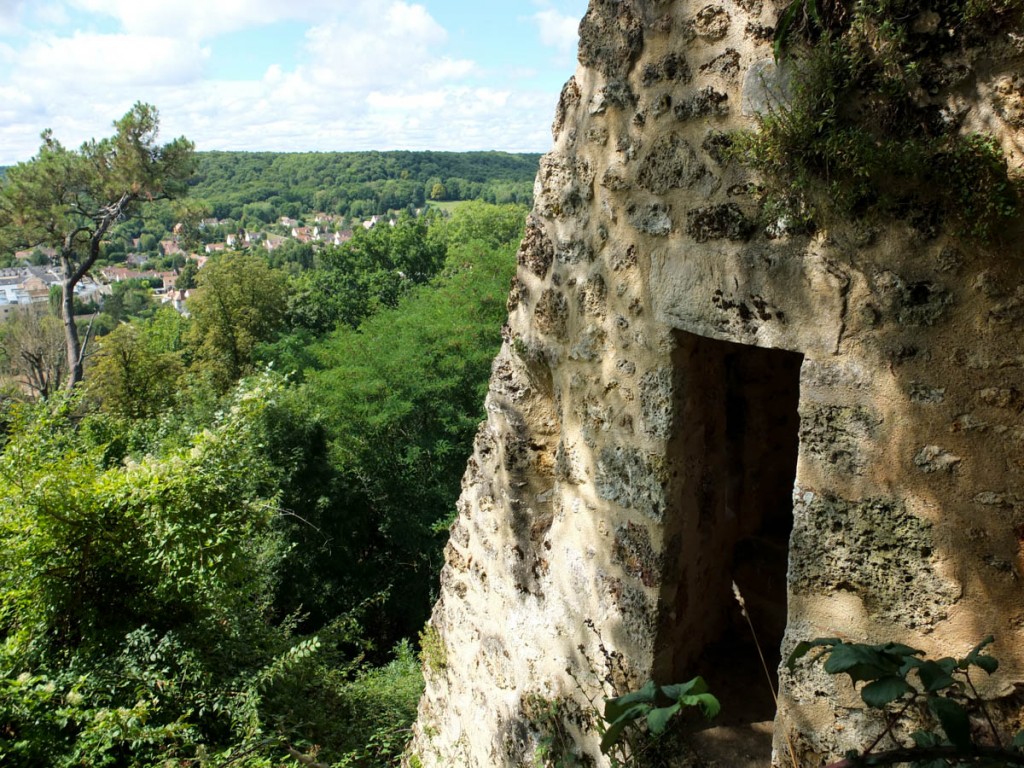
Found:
<box><xmin>517</xmin><ymin>216</ymin><xmax>555</xmax><ymax>278</ymax></box>
<box><xmin>613</xmin><ymin>521</ymin><xmax>661</xmax><ymax>587</ymax></box>
<box><xmin>790</xmin><ymin>492</ymin><xmax>961</xmax><ymax>629</ymax></box>
<box><xmin>536</xmin><ymin>155</ymin><xmax>594</xmax><ymax>221</ymax></box>
<box><xmin>691</xmin><ymin>4</ymin><xmax>731</xmax><ymax>40</ymax></box>
<box><xmin>641</xmin><ymin>52</ymin><xmax>694</xmax><ymax>87</ymax></box>
<box><xmin>627</xmin><ymin>202</ymin><xmax>673</xmax><ymax>235</ymax></box>
<box><xmin>799</xmin><ymin>404</ymin><xmax>880</xmax><ymax>476</ymax></box>
<box><xmin>577</xmin><ymin>274</ymin><xmax>608</xmax><ymax>318</ymax></box>
<box><xmin>686</xmin><ymin>202</ymin><xmax>754</xmax><ymax>241</ymax></box>
<box><xmin>639</xmin><ymin>367</ymin><xmax>675</xmax><ymax>439</ymax></box>
<box><xmin>635</xmin><ymin>133</ymin><xmax>716</xmax><ymax>195</ymax></box>
<box><xmin>409</xmin><ymin>1</ymin><xmax>1024</xmax><ymax>765</ymax></box>
<box><xmin>874</xmin><ymin>271</ymin><xmax>952</xmax><ymax>326</ymax></box>
<box><xmin>674</xmin><ymin>86</ymin><xmax>730</xmax><ymax>119</ymax></box>
<box><xmin>553</xmin><ymin>77</ymin><xmax>582</xmax><ymax>139</ymax></box>
<box><xmin>700</xmin><ymin>48</ymin><xmax>741</xmax><ymax>79</ymax></box>
<box><xmin>578</xmin><ymin>0</ymin><xmax>644</xmax><ymax>79</ymax></box>
<box><xmin>595</xmin><ymin>446</ymin><xmax>666</xmax><ymax>520</ymax></box>
<box><xmin>914</xmin><ymin>445</ymin><xmax>963</xmax><ymax>473</ymax></box>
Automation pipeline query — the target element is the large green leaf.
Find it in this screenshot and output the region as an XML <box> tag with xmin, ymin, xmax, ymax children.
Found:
<box><xmin>928</xmin><ymin>696</ymin><xmax>971</xmax><ymax>749</ymax></box>
<box><xmin>860</xmin><ymin>676</ymin><xmax>911</xmax><ymax>708</ymax></box>
<box><xmin>604</xmin><ymin>681</ymin><xmax>656</xmax><ymax>722</ymax></box>
<box><xmin>660</xmin><ymin>676</ymin><xmax>708</xmax><ymax>701</ymax></box>
<box><xmin>681</xmin><ymin>692</ymin><xmax>721</xmax><ymax>720</ymax></box>
<box><xmin>787</xmin><ymin>637</ymin><xmax>841</xmax><ymax>671</ymax></box>
<box><xmin>646</xmin><ymin>702</ymin><xmax>681</xmax><ymax>735</ymax></box>
<box><xmin>600</xmin><ymin>703</ymin><xmax>649</xmax><ymax>754</ymax></box>
<box><xmin>823</xmin><ymin>643</ymin><xmax>892</xmax><ymax>682</ymax></box>
<box><xmin>963</xmin><ymin>636</ymin><xmax>999</xmax><ymax>674</ymax></box>
<box><xmin>916</xmin><ymin>659</ymin><xmax>957</xmax><ymax>693</ymax></box>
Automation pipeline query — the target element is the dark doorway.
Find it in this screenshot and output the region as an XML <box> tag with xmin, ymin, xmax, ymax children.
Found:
<box><xmin>653</xmin><ymin>329</ymin><xmax>803</xmax><ymax>728</ymax></box>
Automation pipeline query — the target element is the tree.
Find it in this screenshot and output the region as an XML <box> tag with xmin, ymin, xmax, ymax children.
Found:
<box><xmin>306</xmin><ymin>235</ymin><xmax>516</xmax><ymax>642</ymax></box>
<box><xmin>0</xmin><ymin>308</ymin><xmax>67</xmax><ymax>399</ymax></box>
<box><xmin>86</xmin><ymin>311</ymin><xmax>186</xmax><ymax>419</ymax></box>
<box><xmin>0</xmin><ymin>103</ymin><xmax>195</xmax><ymax>390</ymax></box>
<box><xmin>175</xmin><ymin>259</ymin><xmax>199</xmax><ymax>291</ymax></box>
<box><xmin>187</xmin><ymin>252</ymin><xmax>289</xmax><ymax>386</ymax></box>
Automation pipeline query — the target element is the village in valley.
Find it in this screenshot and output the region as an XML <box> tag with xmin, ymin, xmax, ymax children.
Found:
<box><xmin>0</xmin><ymin>211</ymin><xmax>395</xmax><ymax>321</ymax></box>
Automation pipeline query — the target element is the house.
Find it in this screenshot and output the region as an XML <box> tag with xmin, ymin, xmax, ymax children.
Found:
<box><xmin>264</xmin><ymin>234</ymin><xmax>287</xmax><ymax>252</ymax></box>
<box><xmin>161</xmin><ymin>239</ymin><xmax>184</xmax><ymax>256</ymax></box>
<box><xmin>0</xmin><ymin>285</ymin><xmax>34</xmax><ymax>320</ymax></box>
<box><xmin>291</xmin><ymin>227</ymin><xmax>314</xmax><ymax>243</ymax></box>
<box><xmin>161</xmin><ymin>288</ymin><xmax>191</xmax><ymax>316</ymax></box>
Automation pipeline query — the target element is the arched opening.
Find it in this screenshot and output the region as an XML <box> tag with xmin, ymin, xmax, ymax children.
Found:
<box><xmin>653</xmin><ymin>329</ymin><xmax>803</xmax><ymax>758</ymax></box>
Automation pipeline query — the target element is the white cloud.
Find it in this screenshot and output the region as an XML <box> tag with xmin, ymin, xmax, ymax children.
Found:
<box><xmin>67</xmin><ymin>0</ymin><xmax>340</xmax><ymax>38</ymax></box>
<box><xmin>0</xmin><ymin>1</ymin><xmax>567</xmax><ymax>163</ymax></box>
<box><xmin>532</xmin><ymin>8</ymin><xmax>580</xmax><ymax>53</ymax></box>
<box><xmin>424</xmin><ymin>57</ymin><xmax>476</xmax><ymax>82</ymax></box>
<box><xmin>19</xmin><ymin>32</ymin><xmax>208</xmax><ymax>86</ymax></box>
<box><xmin>0</xmin><ymin>0</ymin><xmax>25</xmax><ymax>34</ymax></box>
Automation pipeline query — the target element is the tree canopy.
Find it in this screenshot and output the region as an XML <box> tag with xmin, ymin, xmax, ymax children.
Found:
<box><xmin>0</xmin><ymin>103</ymin><xmax>194</xmax><ymax>389</ymax></box>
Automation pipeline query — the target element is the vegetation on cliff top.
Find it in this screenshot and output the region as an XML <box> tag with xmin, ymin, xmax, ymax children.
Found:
<box><xmin>732</xmin><ymin>0</ymin><xmax>1024</xmax><ymax>241</ymax></box>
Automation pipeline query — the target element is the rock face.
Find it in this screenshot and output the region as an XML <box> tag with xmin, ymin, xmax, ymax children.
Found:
<box><xmin>408</xmin><ymin>1</ymin><xmax>1024</xmax><ymax>765</ymax></box>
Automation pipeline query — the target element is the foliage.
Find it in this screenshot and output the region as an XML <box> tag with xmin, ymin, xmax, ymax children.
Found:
<box><xmin>599</xmin><ymin>679</ymin><xmax>720</xmax><ymax>764</ymax></box>
<box><xmin>523</xmin><ymin>694</ymin><xmax>588</xmax><ymax>768</ymax></box>
<box><xmin>0</xmin><ymin>102</ymin><xmax>195</xmax><ymax>388</ymax></box>
<box><xmin>190</xmin><ymin>150</ymin><xmax>539</xmax><ymax>220</ymax></box>
<box><xmin>0</xmin><ymin>307</ymin><xmax>67</xmax><ymax>399</ymax></box>
<box><xmin>86</xmin><ymin>308</ymin><xmax>187</xmax><ymax>418</ymax></box>
<box><xmin>789</xmin><ymin>636</ymin><xmax>1024</xmax><ymax>767</ymax></box>
<box><xmin>305</xmin><ymin>232</ymin><xmax>517</xmax><ymax>644</ymax></box>
<box><xmin>732</xmin><ymin>0</ymin><xmax>1024</xmax><ymax>241</ymax></box>
<box><xmin>187</xmin><ymin>252</ymin><xmax>289</xmax><ymax>386</ymax></box>
<box><xmin>287</xmin><ymin>210</ymin><xmax>447</xmax><ymax>335</ymax></box>
<box><xmin>0</xmin><ymin>199</ymin><xmax>525</xmax><ymax>765</ymax></box>
<box><xmin>417</xmin><ymin>624</ymin><xmax>448</xmax><ymax>679</ymax></box>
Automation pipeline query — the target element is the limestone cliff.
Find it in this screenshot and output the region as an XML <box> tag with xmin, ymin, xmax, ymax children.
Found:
<box><xmin>408</xmin><ymin>1</ymin><xmax>1024</xmax><ymax>765</ymax></box>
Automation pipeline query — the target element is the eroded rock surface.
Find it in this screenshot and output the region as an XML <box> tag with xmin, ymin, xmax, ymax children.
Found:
<box><xmin>408</xmin><ymin>1</ymin><xmax>1024</xmax><ymax>765</ymax></box>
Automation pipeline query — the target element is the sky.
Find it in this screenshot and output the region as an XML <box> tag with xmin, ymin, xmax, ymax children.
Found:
<box><xmin>0</xmin><ymin>0</ymin><xmax>588</xmax><ymax>164</ymax></box>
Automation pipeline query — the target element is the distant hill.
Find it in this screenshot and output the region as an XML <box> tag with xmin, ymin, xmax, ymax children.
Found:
<box><xmin>190</xmin><ymin>150</ymin><xmax>542</xmax><ymax>220</ymax></box>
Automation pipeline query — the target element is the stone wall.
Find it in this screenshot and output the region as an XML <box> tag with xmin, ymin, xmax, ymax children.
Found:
<box><xmin>408</xmin><ymin>1</ymin><xmax>1024</xmax><ymax>765</ymax></box>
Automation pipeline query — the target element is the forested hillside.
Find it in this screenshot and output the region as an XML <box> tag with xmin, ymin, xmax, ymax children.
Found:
<box><xmin>0</xmin><ymin>197</ymin><xmax>527</xmax><ymax>766</ymax></box>
<box><xmin>191</xmin><ymin>150</ymin><xmax>541</xmax><ymax>220</ymax></box>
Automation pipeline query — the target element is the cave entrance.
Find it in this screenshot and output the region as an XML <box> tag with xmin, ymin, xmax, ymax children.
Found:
<box><xmin>654</xmin><ymin>329</ymin><xmax>803</xmax><ymax>735</ymax></box>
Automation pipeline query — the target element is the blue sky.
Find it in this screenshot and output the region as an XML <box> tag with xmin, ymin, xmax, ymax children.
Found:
<box><xmin>0</xmin><ymin>0</ymin><xmax>588</xmax><ymax>164</ymax></box>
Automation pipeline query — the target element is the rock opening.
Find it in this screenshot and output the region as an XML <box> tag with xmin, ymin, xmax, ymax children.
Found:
<box><xmin>655</xmin><ymin>330</ymin><xmax>802</xmax><ymax>735</ymax></box>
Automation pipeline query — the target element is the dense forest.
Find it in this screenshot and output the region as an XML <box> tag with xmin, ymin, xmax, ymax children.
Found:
<box><xmin>0</xmin><ymin>114</ymin><xmax>532</xmax><ymax>766</ymax></box>
<box><xmin>191</xmin><ymin>150</ymin><xmax>540</xmax><ymax>221</ymax></box>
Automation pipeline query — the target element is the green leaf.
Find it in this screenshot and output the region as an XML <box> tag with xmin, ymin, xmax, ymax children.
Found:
<box><xmin>970</xmin><ymin>654</ymin><xmax>999</xmax><ymax>675</ymax></box>
<box><xmin>928</xmin><ymin>696</ymin><xmax>972</xmax><ymax>749</ymax></box>
<box><xmin>912</xmin><ymin>730</ymin><xmax>940</xmax><ymax>748</ymax></box>
<box><xmin>646</xmin><ymin>702</ymin><xmax>681</xmax><ymax>735</ymax></box>
<box><xmin>823</xmin><ymin>643</ymin><xmax>892</xmax><ymax>683</ymax></box>
<box><xmin>604</xmin><ymin>681</ymin><xmax>656</xmax><ymax>722</ymax></box>
<box><xmin>774</xmin><ymin>1</ymin><xmax>804</xmax><ymax>61</ymax></box>
<box><xmin>600</xmin><ymin>704</ymin><xmax>649</xmax><ymax>755</ymax></box>
<box><xmin>860</xmin><ymin>676</ymin><xmax>912</xmax><ymax>708</ymax></box>
<box><xmin>787</xmin><ymin>637</ymin><xmax>841</xmax><ymax>670</ymax></box>
<box><xmin>1012</xmin><ymin>730</ymin><xmax>1024</xmax><ymax>749</ymax></box>
<box><xmin>681</xmin><ymin>692</ymin><xmax>721</xmax><ymax>720</ymax></box>
<box><xmin>917</xmin><ymin>660</ymin><xmax>956</xmax><ymax>693</ymax></box>
<box><xmin>661</xmin><ymin>676</ymin><xmax>708</xmax><ymax>701</ymax></box>
<box><xmin>962</xmin><ymin>636</ymin><xmax>998</xmax><ymax>674</ymax></box>
<box><xmin>599</xmin><ymin>717</ymin><xmax>630</xmax><ymax>755</ymax></box>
